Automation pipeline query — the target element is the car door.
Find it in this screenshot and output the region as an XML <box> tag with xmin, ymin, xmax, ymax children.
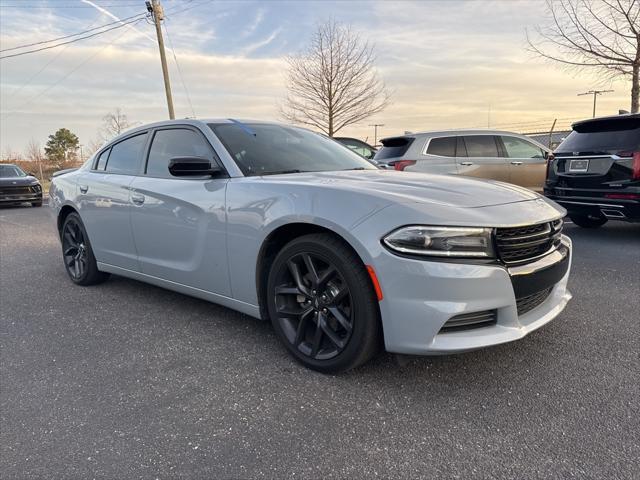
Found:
<box><xmin>129</xmin><ymin>126</ymin><xmax>231</xmax><ymax>296</ymax></box>
<box><xmin>498</xmin><ymin>135</ymin><xmax>547</xmax><ymax>192</ymax></box>
<box><xmin>456</xmin><ymin>135</ymin><xmax>510</xmax><ymax>182</ymax></box>
<box><xmin>75</xmin><ymin>132</ymin><xmax>148</xmax><ymax>271</ymax></box>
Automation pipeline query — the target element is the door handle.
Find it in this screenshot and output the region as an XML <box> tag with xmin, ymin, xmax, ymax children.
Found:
<box><xmin>510</xmin><ymin>161</ymin><xmax>523</xmax><ymax>166</ymax></box>
<box><xmin>79</xmin><ymin>185</ymin><xmax>88</xmax><ymax>194</ymax></box>
<box><xmin>131</xmin><ymin>193</ymin><xmax>145</xmax><ymax>205</ymax></box>
<box><xmin>460</xmin><ymin>162</ymin><xmax>474</xmax><ymax>166</ymax></box>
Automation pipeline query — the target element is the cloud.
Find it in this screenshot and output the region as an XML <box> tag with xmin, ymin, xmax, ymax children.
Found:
<box><xmin>240</xmin><ymin>27</ymin><xmax>283</xmax><ymax>56</ymax></box>
<box><xmin>242</xmin><ymin>9</ymin><xmax>265</xmax><ymax>38</ymax></box>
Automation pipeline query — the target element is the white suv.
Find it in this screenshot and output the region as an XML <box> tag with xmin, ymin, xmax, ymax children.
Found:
<box><xmin>373</xmin><ymin>130</ymin><xmax>551</xmax><ymax>192</ymax></box>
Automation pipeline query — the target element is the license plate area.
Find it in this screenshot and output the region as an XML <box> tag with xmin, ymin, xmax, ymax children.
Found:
<box><xmin>568</xmin><ymin>159</ymin><xmax>589</xmax><ymax>172</ymax></box>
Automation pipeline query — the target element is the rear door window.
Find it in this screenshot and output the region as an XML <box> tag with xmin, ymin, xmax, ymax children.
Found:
<box><xmin>425</xmin><ymin>137</ymin><xmax>456</xmax><ymax>157</ymax></box>
<box><xmin>146</xmin><ymin>128</ymin><xmax>214</xmax><ymax>178</ymax></box>
<box><xmin>462</xmin><ymin>136</ymin><xmax>499</xmax><ymax>157</ymax></box>
<box><xmin>501</xmin><ymin>136</ymin><xmax>545</xmax><ymax>158</ymax></box>
<box><xmin>105</xmin><ymin>132</ymin><xmax>148</xmax><ymax>174</ymax></box>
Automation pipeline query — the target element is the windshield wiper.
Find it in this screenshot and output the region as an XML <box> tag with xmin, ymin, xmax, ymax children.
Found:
<box><xmin>341</xmin><ymin>167</ymin><xmax>367</xmax><ymax>171</ymax></box>
<box><xmin>260</xmin><ymin>169</ymin><xmax>303</xmax><ymax>176</ymax></box>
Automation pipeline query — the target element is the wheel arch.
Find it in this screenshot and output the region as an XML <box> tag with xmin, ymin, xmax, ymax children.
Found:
<box><xmin>57</xmin><ymin>204</ymin><xmax>78</xmax><ymax>237</ymax></box>
<box><xmin>255</xmin><ymin>222</ymin><xmax>377</xmax><ymax>321</ymax></box>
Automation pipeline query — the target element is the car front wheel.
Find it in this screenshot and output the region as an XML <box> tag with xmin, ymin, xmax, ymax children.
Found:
<box><xmin>61</xmin><ymin>212</ymin><xmax>110</xmax><ymax>285</ymax></box>
<box><xmin>569</xmin><ymin>213</ymin><xmax>608</xmax><ymax>228</ymax></box>
<box><xmin>266</xmin><ymin>233</ymin><xmax>381</xmax><ymax>373</ymax></box>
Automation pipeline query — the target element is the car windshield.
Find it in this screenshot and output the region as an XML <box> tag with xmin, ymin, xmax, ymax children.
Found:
<box><xmin>209</xmin><ymin>122</ymin><xmax>377</xmax><ymax>176</ymax></box>
<box><xmin>0</xmin><ymin>164</ymin><xmax>26</xmax><ymax>178</ymax></box>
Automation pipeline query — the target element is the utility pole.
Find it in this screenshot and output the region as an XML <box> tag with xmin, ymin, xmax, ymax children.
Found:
<box><xmin>577</xmin><ymin>89</ymin><xmax>613</xmax><ymax>118</ymax></box>
<box><xmin>369</xmin><ymin>124</ymin><xmax>384</xmax><ymax>146</ymax></box>
<box><xmin>147</xmin><ymin>0</ymin><xmax>175</xmax><ymax>119</ymax></box>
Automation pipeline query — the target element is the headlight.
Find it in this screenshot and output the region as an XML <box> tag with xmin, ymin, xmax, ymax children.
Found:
<box><xmin>382</xmin><ymin>226</ymin><xmax>495</xmax><ymax>258</ymax></box>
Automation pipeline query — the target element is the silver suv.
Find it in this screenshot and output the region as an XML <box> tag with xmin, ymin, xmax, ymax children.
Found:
<box><xmin>373</xmin><ymin>130</ymin><xmax>551</xmax><ymax>192</ymax></box>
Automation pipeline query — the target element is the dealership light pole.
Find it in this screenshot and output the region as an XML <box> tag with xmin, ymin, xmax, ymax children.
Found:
<box><xmin>369</xmin><ymin>124</ymin><xmax>384</xmax><ymax>146</ymax></box>
<box><xmin>577</xmin><ymin>89</ymin><xmax>613</xmax><ymax>118</ymax></box>
<box><xmin>147</xmin><ymin>0</ymin><xmax>175</xmax><ymax>119</ymax></box>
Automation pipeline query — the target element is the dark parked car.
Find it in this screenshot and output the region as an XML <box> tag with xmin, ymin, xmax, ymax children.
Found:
<box><xmin>334</xmin><ymin>137</ymin><xmax>377</xmax><ymax>160</ymax></box>
<box><xmin>0</xmin><ymin>164</ymin><xmax>43</xmax><ymax>207</ymax></box>
<box><xmin>545</xmin><ymin>114</ymin><xmax>639</xmax><ymax>227</ymax></box>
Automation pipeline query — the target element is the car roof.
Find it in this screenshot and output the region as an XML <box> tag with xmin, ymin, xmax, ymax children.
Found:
<box><xmin>572</xmin><ymin>113</ymin><xmax>640</xmax><ymax>128</ymax></box>
<box><xmin>105</xmin><ymin>118</ymin><xmax>294</xmax><ymax>145</ymax></box>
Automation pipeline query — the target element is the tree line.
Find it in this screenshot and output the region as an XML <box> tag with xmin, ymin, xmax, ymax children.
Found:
<box><xmin>2</xmin><ymin>109</ymin><xmax>133</xmax><ymax>184</ymax></box>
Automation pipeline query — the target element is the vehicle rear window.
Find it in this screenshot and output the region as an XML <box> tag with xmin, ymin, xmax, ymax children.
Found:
<box><xmin>557</xmin><ymin>117</ymin><xmax>640</xmax><ymax>153</ymax></box>
<box><xmin>106</xmin><ymin>133</ymin><xmax>148</xmax><ymax>174</ymax></box>
<box><xmin>462</xmin><ymin>136</ymin><xmax>499</xmax><ymax>157</ymax></box>
<box><xmin>426</xmin><ymin>137</ymin><xmax>456</xmax><ymax>157</ymax></box>
<box><xmin>374</xmin><ymin>137</ymin><xmax>415</xmax><ymax>160</ymax></box>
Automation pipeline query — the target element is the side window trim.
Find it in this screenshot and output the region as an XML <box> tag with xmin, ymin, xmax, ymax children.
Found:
<box><xmin>143</xmin><ymin>125</ymin><xmax>227</xmax><ymax>179</ymax></box>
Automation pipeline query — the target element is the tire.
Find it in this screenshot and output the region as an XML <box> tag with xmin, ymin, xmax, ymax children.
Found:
<box><xmin>266</xmin><ymin>233</ymin><xmax>381</xmax><ymax>373</ymax></box>
<box><xmin>570</xmin><ymin>213</ymin><xmax>608</xmax><ymax>228</ymax></box>
<box><xmin>31</xmin><ymin>201</ymin><xmax>42</xmax><ymax>207</ymax></box>
<box><xmin>61</xmin><ymin>212</ymin><xmax>110</xmax><ymax>286</ymax></box>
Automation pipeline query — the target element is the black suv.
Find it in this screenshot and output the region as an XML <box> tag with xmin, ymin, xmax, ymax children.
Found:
<box><xmin>545</xmin><ymin>114</ymin><xmax>639</xmax><ymax>228</ymax></box>
<box><xmin>0</xmin><ymin>163</ymin><xmax>43</xmax><ymax>207</ymax></box>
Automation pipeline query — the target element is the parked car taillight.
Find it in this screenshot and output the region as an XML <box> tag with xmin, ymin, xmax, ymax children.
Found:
<box><xmin>545</xmin><ymin>154</ymin><xmax>555</xmax><ymax>179</ymax></box>
<box><xmin>392</xmin><ymin>160</ymin><xmax>416</xmax><ymax>171</ymax></box>
<box><xmin>619</xmin><ymin>151</ymin><xmax>640</xmax><ymax>179</ymax></box>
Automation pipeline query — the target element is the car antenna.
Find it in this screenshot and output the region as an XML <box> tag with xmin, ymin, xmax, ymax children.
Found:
<box><xmin>228</xmin><ymin>118</ymin><xmax>256</xmax><ymax>136</ymax></box>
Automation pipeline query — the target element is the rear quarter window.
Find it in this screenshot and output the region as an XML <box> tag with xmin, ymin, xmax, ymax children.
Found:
<box><xmin>425</xmin><ymin>137</ymin><xmax>456</xmax><ymax>157</ymax></box>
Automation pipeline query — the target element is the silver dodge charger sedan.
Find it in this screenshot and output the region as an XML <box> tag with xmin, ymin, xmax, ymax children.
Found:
<box><xmin>50</xmin><ymin>119</ymin><xmax>572</xmax><ymax>372</ymax></box>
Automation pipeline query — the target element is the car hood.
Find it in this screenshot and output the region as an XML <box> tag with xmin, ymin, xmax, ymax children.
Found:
<box><xmin>263</xmin><ymin>170</ymin><xmax>539</xmax><ymax>208</ymax></box>
<box><xmin>0</xmin><ymin>175</ymin><xmax>39</xmax><ymax>186</ymax></box>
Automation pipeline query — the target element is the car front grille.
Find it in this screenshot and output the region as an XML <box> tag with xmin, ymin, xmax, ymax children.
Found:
<box><xmin>0</xmin><ymin>185</ymin><xmax>40</xmax><ymax>195</ymax></box>
<box><xmin>440</xmin><ymin>310</ymin><xmax>497</xmax><ymax>333</ymax></box>
<box><xmin>495</xmin><ymin>219</ymin><xmax>563</xmax><ymax>264</ymax></box>
<box><xmin>516</xmin><ymin>288</ymin><xmax>553</xmax><ymax>316</ymax></box>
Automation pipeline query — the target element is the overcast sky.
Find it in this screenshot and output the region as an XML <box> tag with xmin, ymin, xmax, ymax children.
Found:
<box><xmin>0</xmin><ymin>0</ymin><xmax>632</xmax><ymax>155</ymax></box>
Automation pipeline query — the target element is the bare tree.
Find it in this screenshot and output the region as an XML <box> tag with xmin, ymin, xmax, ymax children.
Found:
<box><xmin>281</xmin><ymin>21</ymin><xmax>390</xmax><ymax>136</ymax></box>
<box><xmin>101</xmin><ymin>108</ymin><xmax>132</xmax><ymax>141</ymax></box>
<box><xmin>527</xmin><ymin>0</ymin><xmax>640</xmax><ymax>113</ymax></box>
<box><xmin>25</xmin><ymin>139</ymin><xmax>44</xmax><ymax>183</ymax></box>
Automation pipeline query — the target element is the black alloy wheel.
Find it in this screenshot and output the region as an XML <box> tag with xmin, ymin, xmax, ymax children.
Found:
<box><xmin>61</xmin><ymin>213</ymin><xmax>109</xmax><ymax>286</ymax></box>
<box><xmin>267</xmin><ymin>233</ymin><xmax>381</xmax><ymax>373</ymax></box>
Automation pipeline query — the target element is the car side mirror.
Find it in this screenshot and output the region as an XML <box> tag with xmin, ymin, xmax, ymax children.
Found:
<box><xmin>168</xmin><ymin>157</ymin><xmax>221</xmax><ymax>177</ymax></box>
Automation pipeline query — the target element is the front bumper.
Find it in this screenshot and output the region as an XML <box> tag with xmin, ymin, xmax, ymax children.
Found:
<box><xmin>375</xmin><ymin>235</ymin><xmax>572</xmax><ymax>355</ymax></box>
<box><xmin>0</xmin><ymin>192</ymin><xmax>43</xmax><ymax>205</ymax></box>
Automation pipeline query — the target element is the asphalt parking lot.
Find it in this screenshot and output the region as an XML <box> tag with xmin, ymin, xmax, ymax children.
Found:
<box><xmin>1</xmin><ymin>205</ymin><xmax>639</xmax><ymax>479</ymax></box>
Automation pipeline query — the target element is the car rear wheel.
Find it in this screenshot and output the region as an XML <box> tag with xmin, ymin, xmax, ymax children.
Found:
<box><xmin>266</xmin><ymin>233</ymin><xmax>381</xmax><ymax>373</ymax></box>
<box><xmin>569</xmin><ymin>214</ymin><xmax>608</xmax><ymax>228</ymax></box>
<box><xmin>61</xmin><ymin>212</ymin><xmax>110</xmax><ymax>285</ymax></box>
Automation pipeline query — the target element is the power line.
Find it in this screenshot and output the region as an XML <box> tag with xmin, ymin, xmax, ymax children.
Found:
<box><xmin>0</xmin><ymin>17</ymin><xmax>147</xmax><ymax>60</ymax></box>
<box><xmin>1</xmin><ymin>26</ymin><xmax>137</xmax><ymax>117</ymax></box>
<box><xmin>163</xmin><ymin>21</ymin><xmax>196</xmax><ymax>118</ymax></box>
<box><xmin>0</xmin><ymin>12</ymin><xmax>147</xmax><ymax>53</ymax></box>
<box><xmin>0</xmin><ymin>3</ymin><xmax>142</xmax><ymax>8</ymax></box>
